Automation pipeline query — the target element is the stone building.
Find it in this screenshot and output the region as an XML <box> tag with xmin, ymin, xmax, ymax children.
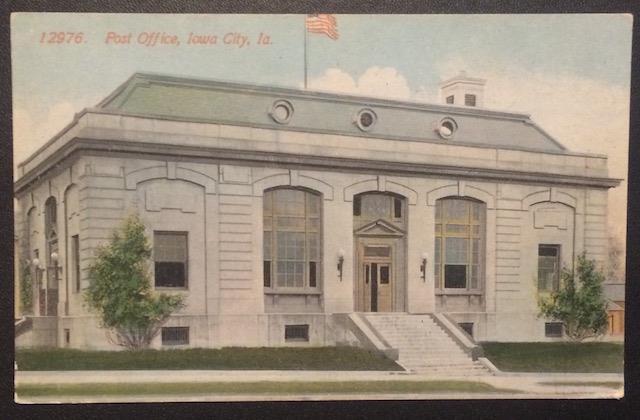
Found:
<box><xmin>14</xmin><ymin>72</ymin><xmax>620</xmax><ymax>354</ymax></box>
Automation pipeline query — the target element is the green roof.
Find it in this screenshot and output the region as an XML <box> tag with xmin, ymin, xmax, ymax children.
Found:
<box><xmin>98</xmin><ymin>72</ymin><xmax>567</xmax><ymax>153</ymax></box>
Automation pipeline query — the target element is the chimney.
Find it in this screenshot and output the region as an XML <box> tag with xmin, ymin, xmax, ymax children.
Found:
<box><xmin>439</xmin><ymin>71</ymin><xmax>486</xmax><ymax>107</ymax></box>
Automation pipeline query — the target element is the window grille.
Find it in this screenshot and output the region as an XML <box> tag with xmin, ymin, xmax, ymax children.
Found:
<box><xmin>464</xmin><ymin>94</ymin><xmax>476</xmax><ymax>106</ymax></box>
<box><xmin>162</xmin><ymin>327</ymin><xmax>190</xmax><ymax>345</ymax></box>
<box><xmin>285</xmin><ymin>324</ymin><xmax>309</xmax><ymax>342</ymax></box>
<box><xmin>545</xmin><ymin>322</ymin><xmax>563</xmax><ymax>337</ymax></box>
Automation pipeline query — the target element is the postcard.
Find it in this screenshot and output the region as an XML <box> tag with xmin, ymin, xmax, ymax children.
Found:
<box><xmin>12</xmin><ymin>13</ymin><xmax>630</xmax><ymax>403</ymax></box>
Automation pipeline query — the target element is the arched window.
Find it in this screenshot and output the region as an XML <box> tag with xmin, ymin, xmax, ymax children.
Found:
<box><xmin>263</xmin><ymin>188</ymin><xmax>322</xmax><ymax>290</ymax></box>
<box><xmin>44</xmin><ymin>197</ymin><xmax>59</xmax><ymax>261</ymax></box>
<box><xmin>434</xmin><ymin>198</ymin><xmax>485</xmax><ymax>290</ymax></box>
<box><xmin>353</xmin><ymin>192</ymin><xmax>405</xmax><ymax>223</ymax></box>
<box><xmin>43</xmin><ymin>197</ymin><xmax>59</xmax><ymax>316</ymax></box>
<box><xmin>26</xmin><ymin>207</ymin><xmax>36</xmax><ymax>254</ymax></box>
<box><xmin>44</xmin><ymin>197</ymin><xmax>57</xmax><ymax>240</ymax></box>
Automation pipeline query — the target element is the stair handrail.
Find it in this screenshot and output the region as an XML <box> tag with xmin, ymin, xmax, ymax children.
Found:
<box><xmin>346</xmin><ymin>313</ymin><xmax>399</xmax><ymax>360</ymax></box>
<box><xmin>357</xmin><ymin>314</ymin><xmax>394</xmax><ymax>349</ymax></box>
<box><xmin>15</xmin><ymin>316</ymin><xmax>33</xmax><ymax>337</ymax></box>
<box><xmin>430</xmin><ymin>313</ymin><xmax>483</xmax><ymax>360</ymax></box>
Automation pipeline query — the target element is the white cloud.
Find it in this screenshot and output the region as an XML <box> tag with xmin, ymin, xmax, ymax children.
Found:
<box><xmin>434</xmin><ymin>56</ymin><xmax>629</xmax><ymax>241</ymax></box>
<box><xmin>308</xmin><ymin>66</ymin><xmax>411</xmax><ymax>100</ymax></box>
<box><xmin>310</xmin><ymin>62</ymin><xmax>629</xmax><ymax>244</ymax></box>
<box><xmin>356</xmin><ymin>67</ymin><xmax>411</xmax><ymax>99</ymax></box>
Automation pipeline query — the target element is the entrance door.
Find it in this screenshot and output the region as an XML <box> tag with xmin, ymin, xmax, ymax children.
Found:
<box><xmin>363</xmin><ymin>261</ymin><xmax>392</xmax><ymax>312</ymax></box>
<box><xmin>358</xmin><ymin>245</ymin><xmax>393</xmax><ymax>312</ymax></box>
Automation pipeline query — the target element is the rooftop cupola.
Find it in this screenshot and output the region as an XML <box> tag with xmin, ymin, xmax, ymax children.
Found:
<box><xmin>439</xmin><ymin>71</ymin><xmax>486</xmax><ymax>107</ymax></box>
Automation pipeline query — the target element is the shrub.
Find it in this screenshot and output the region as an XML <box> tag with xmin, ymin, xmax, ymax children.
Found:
<box><xmin>85</xmin><ymin>214</ymin><xmax>184</xmax><ymax>350</ymax></box>
<box><xmin>538</xmin><ymin>254</ymin><xmax>608</xmax><ymax>341</ymax></box>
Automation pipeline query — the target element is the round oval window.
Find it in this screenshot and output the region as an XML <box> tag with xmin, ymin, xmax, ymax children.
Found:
<box><xmin>273</xmin><ymin>104</ymin><xmax>290</xmax><ymax>121</ymax></box>
<box><xmin>355</xmin><ymin>109</ymin><xmax>377</xmax><ymax>131</ymax></box>
<box><xmin>269</xmin><ymin>100</ymin><xmax>294</xmax><ymax>124</ymax></box>
<box><xmin>437</xmin><ymin>118</ymin><xmax>457</xmax><ymax>139</ymax></box>
<box><xmin>360</xmin><ymin>112</ymin><xmax>374</xmax><ymax>128</ymax></box>
<box><xmin>441</xmin><ymin>121</ymin><xmax>454</xmax><ymax>136</ymax></box>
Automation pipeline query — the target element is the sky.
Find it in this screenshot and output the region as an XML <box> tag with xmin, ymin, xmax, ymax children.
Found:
<box><xmin>11</xmin><ymin>13</ymin><xmax>632</xmax><ymax>247</ymax></box>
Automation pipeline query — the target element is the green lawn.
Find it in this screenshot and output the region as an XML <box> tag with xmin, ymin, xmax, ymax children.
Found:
<box><xmin>537</xmin><ymin>381</ymin><xmax>623</xmax><ymax>389</ymax></box>
<box><xmin>482</xmin><ymin>342</ymin><xmax>623</xmax><ymax>373</ymax></box>
<box><xmin>15</xmin><ymin>380</ymin><xmax>519</xmax><ymax>397</ymax></box>
<box><xmin>15</xmin><ymin>346</ymin><xmax>402</xmax><ymax>371</ymax></box>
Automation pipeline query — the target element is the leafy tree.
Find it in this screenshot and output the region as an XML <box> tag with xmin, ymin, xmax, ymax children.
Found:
<box><xmin>85</xmin><ymin>214</ymin><xmax>184</xmax><ymax>350</ymax></box>
<box><xmin>606</xmin><ymin>234</ymin><xmax>625</xmax><ymax>283</ymax></box>
<box><xmin>19</xmin><ymin>259</ymin><xmax>33</xmax><ymax>315</ymax></box>
<box><xmin>538</xmin><ymin>254</ymin><xmax>608</xmax><ymax>342</ymax></box>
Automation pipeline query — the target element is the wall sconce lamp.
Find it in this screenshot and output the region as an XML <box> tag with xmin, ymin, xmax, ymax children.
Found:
<box><xmin>31</xmin><ymin>258</ymin><xmax>44</xmax><ymax>272</ymax></box>
<box><xmin>420</xmin><ymin>252</ymin><xmax>428</xmax><ymax>282</ymax></box>
<box><xmin>50</xmin><ymin>252</ymin><xmax>63</xmax><ymax>280</ymax></box>
<box><xmin>337</xmin><ymin>249</ymin><xmax>345</xmax><ymax>281</ymax></box>
<box><xmin>31</xmin><ymin>258</ymin><xmax>45</xmax><ymax>287</ymax></box>
<box><xmin>31</xmin><ymin>258</ymin><xmax>41</xmax><ymax>269</ymax></box>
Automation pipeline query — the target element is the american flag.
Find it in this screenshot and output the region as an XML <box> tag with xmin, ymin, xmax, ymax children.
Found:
<box><xmin>306</xmin><ymin>14</ymin><xmax>339</xmax><ymax>40</ymax></box>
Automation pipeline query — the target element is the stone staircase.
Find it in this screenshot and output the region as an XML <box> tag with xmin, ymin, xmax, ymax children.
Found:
<box><xmin>15</xmin><ymin>316</ymin><xmax>33</xmax><ymax>338</ymax></box>
<box><xmin>364</xmin><ymin>313</ymin><xmax>491</xmax><ymax>376</ymax></box>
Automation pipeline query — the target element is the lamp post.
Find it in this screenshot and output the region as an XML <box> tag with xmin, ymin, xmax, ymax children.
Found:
<box><xmin>337</xmin><ymin>249</ymin><xmax>345</xmax><ymax>281</ymax></box>
<box><xmin>420</xmin><ymin>252</ymin><xmax>428</xmax><ymax>282</ymax></box>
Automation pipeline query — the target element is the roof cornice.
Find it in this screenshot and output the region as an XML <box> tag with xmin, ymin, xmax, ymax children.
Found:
<box><xmin>14</xmin><ymin>137</ymin><xmax>622</xmax><ymax>195</ymax></box>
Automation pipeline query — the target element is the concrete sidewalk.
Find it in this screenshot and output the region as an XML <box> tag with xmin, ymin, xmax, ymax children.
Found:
<box><xmin>15</xmin><ymin>369</ymin><xmax>624</xmax><ymax>401</ymax></box>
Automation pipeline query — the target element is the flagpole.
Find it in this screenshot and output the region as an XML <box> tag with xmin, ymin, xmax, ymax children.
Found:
<box><xmin>304</xmin><ymin>16</ymin><xmax>308</xmax><ymax>90</ymax></box>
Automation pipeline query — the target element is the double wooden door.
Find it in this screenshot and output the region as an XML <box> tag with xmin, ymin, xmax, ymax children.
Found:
<box><xmin>357</xmin><ymin>244</ymin><xmax>393</xmax><ymax>312</ymax></box>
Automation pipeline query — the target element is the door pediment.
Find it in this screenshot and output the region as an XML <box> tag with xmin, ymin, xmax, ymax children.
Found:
<box><xmin>354</xmin><ymin>219</ymin><xmax>405</xmax><ymax>237</ymax></box>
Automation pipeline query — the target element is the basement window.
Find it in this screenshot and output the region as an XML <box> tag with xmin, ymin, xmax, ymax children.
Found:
<box><xmin>458</xmin><ymin>322</ymin><xmax>474</xmax><ymax>339</ymax></box>
<box><xmin>545</xmin><ymin>322</ymin><xmax>563</xmax><ymax>338</ymax></box>
<box><xmin>162</xmin><ymin>327</ymin><xmax>190</xmax><ymax>346</ymax></box>
<box><xmin>285</xmin><ymin>324</ymin><xmax>309</xmax><ymax>342</ymax></box>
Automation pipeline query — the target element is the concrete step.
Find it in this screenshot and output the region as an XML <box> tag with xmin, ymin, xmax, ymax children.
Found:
<box><xmin>364</xmin><ymin>313</ymin><xmax>490</xmax><ymax>377</ymax></box>
<box><xmin>401</xmin><ymin>363</ymin><xmax>478</xmax><ymax>369</ymax></box>
<box><xmin>403</xmin><ymin>363</ymin><xmax>488</xmax><ymax>370</ymax></box>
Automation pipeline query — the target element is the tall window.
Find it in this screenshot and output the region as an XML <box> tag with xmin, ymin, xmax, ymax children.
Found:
<box><xmin>263</xmin><ymin>188</ymin><xmax>321</xmax><ymax>290</ymax></box>
<box><xmin>44</xmin><ymin>197</ymin><xmax>57</xmax><ymax>236</ymax></box>
<box><xmin>154</xmin><ymin>232</ymin><xmax>188</xmax><ymax>288</ymax></box>
<box><xmin>71</xmin><ymin>235</ymin><xmax>80</xmax><ymax>292</ymax></box>
<box><xmin>434</xmin><ymin>198</ymin><xmax>485</xmax><ymax>290</ymax></box>
<box><xmin>44</xmin><ymin>197</ymin><xmax>58</xmax><ymax>257</ymax></box>
<box><xmin>538</xmin><ymin>244</ymin><xmax>560</xmax><ymax>291</ymax></box>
